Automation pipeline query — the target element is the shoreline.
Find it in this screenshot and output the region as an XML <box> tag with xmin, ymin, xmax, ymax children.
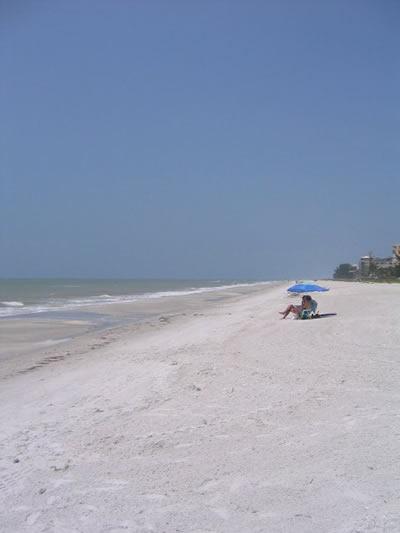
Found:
<box><xmin>0</xmin><ymin>281</ymin><xmax>283</xmax><ymax>381</ymax></box>
<box><xmin>0</xmin><ymin>279</ymin><xmax>276</xmax><ymax>319</ymax></box>
<box><xmin>1</xmin><ymin>281</ymin><xmax>400</xmax><ymax>532</ymax></box>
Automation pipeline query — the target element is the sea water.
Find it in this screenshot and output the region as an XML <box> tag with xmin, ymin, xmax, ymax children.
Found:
<box><xmin>0</xmin><ymin>279</ymin><xmax>269</xmax><ymax>318</ymax></box>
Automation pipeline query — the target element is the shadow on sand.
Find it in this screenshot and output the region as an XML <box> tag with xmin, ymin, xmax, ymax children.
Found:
<box><xmin>313</xmin><ymin>313</ymin><xmax>337</xmax><ymax>319</ymax></box>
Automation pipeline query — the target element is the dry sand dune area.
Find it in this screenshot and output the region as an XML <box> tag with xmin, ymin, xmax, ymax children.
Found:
<box><xmin>1</xmin><ymin>281</ymin><xmax>400</xmax><ymax>532</ymax></box>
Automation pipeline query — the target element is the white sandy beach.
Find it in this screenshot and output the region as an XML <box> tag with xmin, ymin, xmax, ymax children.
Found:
<box><xmin>1</xmin><ymin>281</ymin><xmax>400</xmax><ymax>532</ymax></box>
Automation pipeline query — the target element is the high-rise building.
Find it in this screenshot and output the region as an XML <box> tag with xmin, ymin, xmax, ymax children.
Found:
<box><xmin>393</xmin><ymin>245</ymin><xmax>400</xmax><ymax>263</ymax></box>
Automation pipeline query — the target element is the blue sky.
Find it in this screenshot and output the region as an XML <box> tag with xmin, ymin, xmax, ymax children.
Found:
<box><xmin>1</xmin><ymin>0</ymin><xmax>399</xmax><ymax>279</ymax></box>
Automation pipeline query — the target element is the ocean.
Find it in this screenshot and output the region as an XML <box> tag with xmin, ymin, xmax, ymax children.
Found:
<box><xmin>0</xmin><ymin>279</ymin><xmax>269</xmax><ymax>319</ymax></box>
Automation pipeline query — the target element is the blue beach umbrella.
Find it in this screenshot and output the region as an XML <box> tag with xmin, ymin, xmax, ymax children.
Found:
<box><xmin>287</xmin><ymin>283</ymin><xmax>329</xmax><ymax>294</ymax></box>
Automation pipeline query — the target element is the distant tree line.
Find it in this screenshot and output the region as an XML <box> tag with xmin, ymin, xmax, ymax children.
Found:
<box><xmin>333</xmin><ymin>264</ymin><xmax>354</xmax><ymax>279</ymax></box>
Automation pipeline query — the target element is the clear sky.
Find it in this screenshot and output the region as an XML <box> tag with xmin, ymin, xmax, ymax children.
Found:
<box><xmin>1</xmin><ymin>0</ymin><xmax>399</xmax><ymax>279</ymax></box>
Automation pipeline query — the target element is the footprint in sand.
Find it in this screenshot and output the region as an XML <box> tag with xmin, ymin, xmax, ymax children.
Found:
<box><xmin>26</xmin><ymin>511</ymin><xmax>41</xmax><ymax>525</ymax></box>
<box><xmin>196</xmin><ymin>478</ymin><xmax>222</xmax><ymax>494</ymax></box>
<box><xmin>0</xmin><ymin>462</ymin><xmax>32</xmax><ymax>494</ymax></box>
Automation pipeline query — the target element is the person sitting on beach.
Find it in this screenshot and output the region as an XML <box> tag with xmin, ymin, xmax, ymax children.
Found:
<box><xmin>279</xmin><ymin>294</ymin><xmax>318</xmax><ymax>320</ymax></box>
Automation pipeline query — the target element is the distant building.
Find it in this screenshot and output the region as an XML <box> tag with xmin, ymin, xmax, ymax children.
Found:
<box><xmin>349</xmin><ymin>264</ymin><xmax>359</xmax><ymax>278</ymax></box>
<box><xmin>340</xmin><ymin>244</ymin><xmax>399</xmax><ymax>280</ymax></box>
<box><xmin>359</xmin><ymin>256</ymin><xmax>373</xmax><ymax>277</ymax></box>
<box><xmin>393</xmin><ymin>244</ymin><xmax>400</xmax><ymax>263</ymax></box>
<box><xmin>358</xmin><ymin>244</ymin><xmax>399</xmax><ymax>278</ymax></box>
<box><xmin>374</xmin><ymin>257</ymin><xmax>394</xmax><ymax>270</ymax></box>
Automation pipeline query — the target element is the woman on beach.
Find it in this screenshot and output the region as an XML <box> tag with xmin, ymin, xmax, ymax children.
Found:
<box><xmin>279</xmin><ymin>294</ymin><xmax>317</xmax><ymax>320</ymax></box>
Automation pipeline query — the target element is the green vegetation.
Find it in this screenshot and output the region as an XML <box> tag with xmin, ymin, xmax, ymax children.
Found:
<box><xmin>333</xmin><ymin>263</ymin><xmax>355</xmax><ymax>280</ymax></box>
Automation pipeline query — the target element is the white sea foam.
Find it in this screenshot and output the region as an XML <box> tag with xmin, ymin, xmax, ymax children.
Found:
<box><xmin>1</xmin><ymin>301</ymin><xmax>24</xmax><ymax>307</ymax></box>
